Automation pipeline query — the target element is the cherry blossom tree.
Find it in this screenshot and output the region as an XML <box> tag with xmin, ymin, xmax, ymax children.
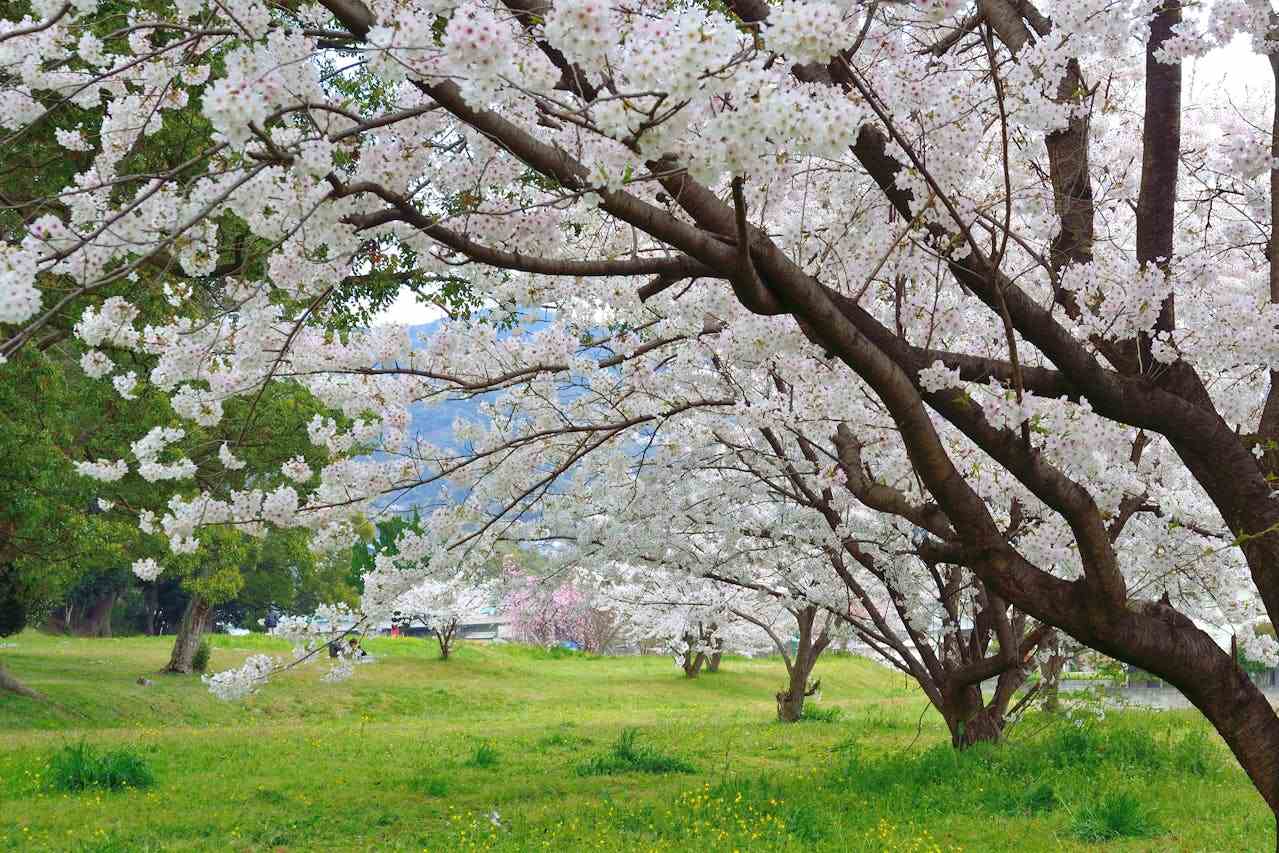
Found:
<box><xmin>12</xmin><ymin>0</ymin><xmax>1279</xmax><ymax>833</ymax></box>
<box><xmin>605</xmin><ymin>571</ymin><xmax>766</xmax><ymax>678</ymax></box>
<box><xmin>395</xmin><ymin>576</ymin><xmax>496</xmax><ymax>659</ymax></box>
<box><xmin>576</xmin><ymin>458</ymin><xmax>1051</xmax><ymax>734</ymax></box>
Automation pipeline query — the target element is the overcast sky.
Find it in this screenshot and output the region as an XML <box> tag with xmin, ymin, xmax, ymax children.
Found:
<box><xmin>372</xmin><ymin>285</ymin><xmax>448</xmax><ymax>326</ymax></box>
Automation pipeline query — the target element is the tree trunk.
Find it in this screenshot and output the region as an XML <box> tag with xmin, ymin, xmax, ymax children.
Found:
<box><xmin>79</xmin><ymin>590</ymin><xmax>117</xmax><ymax>637</ymax></box>
<box><xmin>164</xmin><ymin>595</ymin><xmax>210</xmax><ymax>674</ymax></box>
<box><xmin>44</xmin><ymin>590</ymin><xmax>118</xmax><ymax>637</ymax></box>
<box><xmin>776</xmin><ymin>659</ymin><xmax>821</xmax><ymax>722</ymax></box>
<box><xmin>706</xmin><ymin>633</ymin><xmax>724</xmax><ymax>672</ymax></box>
<box><xmin>1040</xmin><ymin>635</ymin><xmax>1066</xmax><ymax>714</ymax></box>
<box><xmin>143</xmin><ymin>585</ymin><xmax>158</xmax><ymax>636</ymax></box>
<box><xmin>681</xmin><ymin>650</ymin><xmax>706</xmax><ymax>678</ymax></box>
<box><xmin>0</xmin><ymin>660</ymin><xmax>42</xmax><ymax>699</ymax></box>
<box><xmin>437</xmin><ymin>622</ymin><xmax>456</xmax><ymax>660</ymax></box>
<box><xmin>776</xmin><ymin>688</ymin><xmax>805</xmax><ymax>722</ymax></box>
<box><xmin>773</xmin><ymin>605</ymin><xmax>832</xmax><ymax>722</ymax></box>
<box><xmin>943</xmin><ymin>684</ymin><xmax>1005</xmax><ymax>748</ymax></box>
<box><xmin>956</xmin><ymin>705</ymin><xmax>1004</xmax><ymax>747</ymax></box>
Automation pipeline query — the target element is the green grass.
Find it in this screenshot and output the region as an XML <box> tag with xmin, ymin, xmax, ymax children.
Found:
<box><xmin>575</xmin><ymin>727</ymin><xmax>696</xmax><ymax>776</ymax></box>
<box><xmin>1068</xmin><ymin>791</ymin><xmax>1160</xmax><ymax>842</ymax></box>
<box><xmin>796</xmin><ymin>703</ymin><xmax>843</xmax><ymax>723</ymax></box>
<box><xmin>0</xmin><ymin>631</ymin><xmax>1272</xmax><ymax>851</ymax></box>
<box><xmin>461</xmin><ymin>742</ymin><xmax>500</xmax><ymax>769</ymax></box>
<box><xmin>46</xmin><ymin>741</ymin><xmax>154</xmax><ymax>793</ymax></box>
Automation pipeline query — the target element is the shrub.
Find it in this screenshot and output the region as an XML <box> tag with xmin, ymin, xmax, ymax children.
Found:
<box><xmin>502</xmin><ymin>643</ymin><xmax>592</xmax><ymax>661</ymax></box>
<box><xmin>852</xmin><ymin>710</ymin><xmax>904</xmax><ymax>732</ymax></box>
<box><xmin>536</xmin><ymin>731</ymin><xmax>591</xmax><ymax>751</ymax></box>
<box><xmin>410</xmin><ymin>774</ymin><xmax>450</xmax><ymax>797</ymax></box>
<box><xmin>1069</xmin><ymin>790</ymin><xmax>1161</xmax><ymax>842</ymax></box>
<box><xmin>47</xmin><ymin>742</ymin><xmax>154</xmax><ymax>792</ymax></box>
<box><xmin>988</xmin><ymin>781</ymin><xmax>1059</xmax><ymax>816</ymax></box>
<box><xmin>576</xmin><ymin>728</ymin><xmax>696</xmax><ymax>776</ymax></box>
<box><xmin>1023</xmin><ymin>781</ymin><xmax>1059</xmax><ymax>814</ymax></box>
<box><xmin>784</xmin><ymin>801</ymin><xmax>827</xmax><ymax>842</ymax></box>
<box><xmin>191</xmin><ymin>638</ymin><xmax>212</xmax><ymax>673</ymax></box>
<box><xmin>1171</xmin><ymin>729</ymin><xmax>1219</xmax><ymax>777</ymax></box>
<box><xmin>797</xmin><ymin>704</ymin><xmax>843</xmax><ymax>723</ymax></box>
<box><xmin>462</xmin><ymin>742</ymin><xmax>499</xmax><ymax>769</ymax></box>
<box><xmin>1046</xmin><ymin>723</ymin><xmax>1105</xmax><ymax>769</ymax></box>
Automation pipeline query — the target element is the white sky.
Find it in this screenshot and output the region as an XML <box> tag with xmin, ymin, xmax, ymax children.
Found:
<box><xmin>1189</xmin><ymin>35</ymin><xmax>1272</xmax><ymax>103</ymax></box>
<box><xmin>371</xmin><ymin>286</ymin><xmax>448</xmax><ymax>326</ymax></box>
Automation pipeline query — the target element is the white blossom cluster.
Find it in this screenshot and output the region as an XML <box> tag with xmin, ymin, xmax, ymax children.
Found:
<box><xmin>131</xmin><ymin>558</ymin><xmax>163</xmax><ymax>582</ymax></box>
<box><xmin>766</xmin><ymin>2</ymin><xmax>853</xmax><ymax>65</ymax></box>
<box><xmin>203</xmin><ymin>654</ymin><xmax>274</xmax><ymax>701</ymax></box>
<box><xmin>543</xmin><ymin>0</ymin><xmax>619</xmax><ymax>70</ymax></box>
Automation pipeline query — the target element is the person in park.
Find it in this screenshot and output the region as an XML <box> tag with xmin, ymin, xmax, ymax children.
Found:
<box><xmin>326</xmin><ymin>634</ymin><xmax>367</xmax><ymax>658</ymax></box>
<box><xmin>13</xmin><ymin>0</ymin><xmax>1279</xmax><ymax>841</ymax></box>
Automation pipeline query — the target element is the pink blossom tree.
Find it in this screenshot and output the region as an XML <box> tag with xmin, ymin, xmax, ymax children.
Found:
<box><xmin>501</xmin><ymin>561</ymin><xmax>623</xmax><ymax>653</ymax></box>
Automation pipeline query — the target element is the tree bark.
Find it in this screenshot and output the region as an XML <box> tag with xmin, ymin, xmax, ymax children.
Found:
<box><xmin>143</xmin><ymin>584</ymin><xmax>159</xmax><ymax>636</ymax></box>
<box><xmin>707</xmin><ymin>637</ymin><xmax>723</xmax><ymax>672</ymax></box>
<box><xmin>164</xmin><ymin>595</ymin><xmax>210</xmax><ymax>674</ymax></box>
<box><xmin>941</xmin><ymin>684</ymin><xmax>1005</xmax><ymax>748</ymax></box>
<box><xmin>680</xmin><ymin>645</ymin><xmax>706</xmax><ymax>678</ymax></box>
<box><xmin>776</xmin><ymin>665</ymin><xmax>819</xmax><ymax>722</ymax></box>
<box><xmin>1040</xmin><ymin>634</ymin><xmax>1066</xmax><ymax>714</ymax></box>
<box><xmin>774</xmin><ymin>606</ymin><xmax>831</xmax><ymax>722</ymax></box>
<box><xmin>437</xmin><ymin>621</ymin><xmax>456</xmax><ymax>660</ymax></box>
<box><xmin>0</xmin><ymin>660</ymin><xmax>42</xmax><ymax>699</ymax></box>
<box><xmin>79</xmin><ymin>590</ymin><xmax>116</xmax><ymax>638</ymax></box>
<box><xmin>43</xmin><ymin>590</ymin><xmax>118</xmax><ymax>637</ymax></box>
<box><xmin>776</xmin><ymin>688</ymin><xmax>805</xmax><ymax>722</ymax></box>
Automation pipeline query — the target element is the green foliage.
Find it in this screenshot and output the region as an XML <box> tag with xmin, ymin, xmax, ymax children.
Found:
<box><xmin>796</xmin><ymin>704</ymin><xmax>843</xmax><ymax>723</ymax></box>
<box><xmin>988</xmin><ymin>780</ymin><xmax>1059</xmax><ymax>816</ymax></box>
<box><xmin>1069</xmin><ymin>790</ymin><xmax>1162</xmax><ymax>841</ymax></box>
<box><xmin>348</xmin><ymin>513</ymin><xmax>422</xmax><ymax>592</ymax></box>
<box><xmin>1035</xmin><ymin>721</ymin><xmax>1219</xmax><ymax>776</ymax></box>
<box><xmin>0</xmin><ymin>567</ymin><xmax>26</xmax><ymax>638</ymax></box>
<box><xmin>462</xmin><ymin>742</ymin><xmax>499</xmax><ymax>769</ymax></box>
<box><xmin>501</xmin><ymin>642</ymin><xmax>594</xmax><ymax>661</ymax></box>
<box><xmin>0</xmin><ymin>340</ymin><xmax>341</xmax><ymax>631</ymax></box>
<box><xmin>576</xmin><ymin>728</ymin><xmax>696</xmax><ymax>777</ymax></box>
<box><xmin>47</xmin><ymin>742</ymin><xmax>154</xmax><ymax>793</ymax></box>
<box><xmin>535</xmin><ymin>730</ymin><xmax>592</xmax><ymax>752</ymax></box>
<box><xmin>409</xmin><ymin>774</ymin><xmax>450</xmax><ymax>798</ymax></box>
<box><xmin>191</xmin><ymin>639</ymin><xmax>212</xmax><ymax>674</ymax></box>
<box><xmin>1170</xmin><ymin>729</ymin><xmax>1219</xmax><ymax>776</ymax></box>
<box><xmin>1022</xmin><ymin>781</ymin><xmax>1060</xmax><ymax>814</ymax></box>
<box><xmin>1094</xmin><ymin>657</ymin><xmax>1129</xmax><ymax>686</ymax></box>
<box><xmin>218</xmin><ymin>528</ymin><xmax>355</xmax><ymax>630</ymax></box>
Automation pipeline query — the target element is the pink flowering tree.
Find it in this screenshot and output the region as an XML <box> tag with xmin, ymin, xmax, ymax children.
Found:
<box><xmin>501</xmin><ymin>561</ymin><xmax>622</xmax><ymax>653</ymax></box>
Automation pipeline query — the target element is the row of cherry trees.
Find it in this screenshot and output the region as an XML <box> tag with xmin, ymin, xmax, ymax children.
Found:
<box><xmin>8</xmin><ymin>0</ymin><xmax>1279</xmax><ymax>836</ymax></box>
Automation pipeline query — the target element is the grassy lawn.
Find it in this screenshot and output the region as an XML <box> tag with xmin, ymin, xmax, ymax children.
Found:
<box><xmin>0</xmin><ymin>632</ymin><xmax>1271</xmax><ymax>851</ymax></box>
